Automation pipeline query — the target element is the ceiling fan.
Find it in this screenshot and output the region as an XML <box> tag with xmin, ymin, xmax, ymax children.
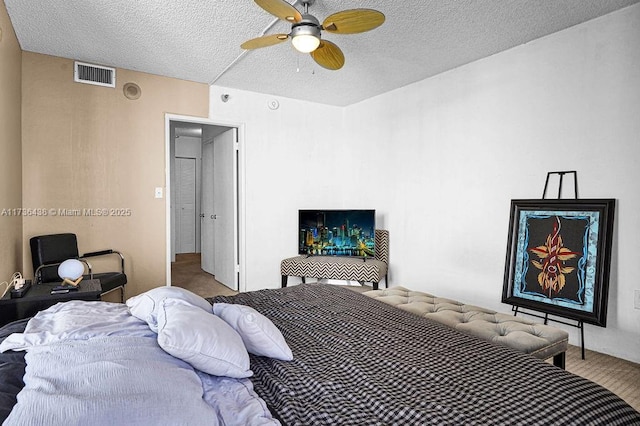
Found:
<box><xmin>241</xmin><ymin>0</ymin><xmax>385</xmax><ymax>70</ymax></box>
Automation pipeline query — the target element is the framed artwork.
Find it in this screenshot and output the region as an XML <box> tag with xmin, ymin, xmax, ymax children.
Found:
<box><xmin>502</xmin><ymin>199</ymin><xmax>615</xmax><ymax>327</ymax></box>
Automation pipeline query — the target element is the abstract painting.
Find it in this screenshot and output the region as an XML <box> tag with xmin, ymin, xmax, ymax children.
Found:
<box><xmin>502</xmin><ymin>199</ymin><xmax>615</xmax><ymax>326</ymax></box>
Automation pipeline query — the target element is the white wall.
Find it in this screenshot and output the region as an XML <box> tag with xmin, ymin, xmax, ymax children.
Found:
<box><xmin>346</xmin><ymin>4</ymin><xmax>640</xmax><ymax>363</ymax></box>
<box><xmin>209</xmin><ymin>89</ymin><xmax>372</xmax><ymax>289</ymax></box>
<box><xmin>210</xmin><ymin>4</ymin><xmax>640</xmax><ymax>363</ymax></box>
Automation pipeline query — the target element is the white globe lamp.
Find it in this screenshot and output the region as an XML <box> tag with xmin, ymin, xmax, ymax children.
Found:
<box><xmin>58</xmin><ymin>259</ymin><xmax>85</xmax><ymax>287</ymax></box>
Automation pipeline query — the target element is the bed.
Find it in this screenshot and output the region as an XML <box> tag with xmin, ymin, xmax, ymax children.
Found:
<box><xmin>1</xmin><ymin>284</ymin><xmax>638</xmax><ymax>425</ymax></box>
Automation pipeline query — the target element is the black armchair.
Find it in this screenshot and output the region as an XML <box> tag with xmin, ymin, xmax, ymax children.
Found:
<box><xmin>30</xmin><ymin>233</ymin><xmax>127</xmax><ymax>302</ymax></box>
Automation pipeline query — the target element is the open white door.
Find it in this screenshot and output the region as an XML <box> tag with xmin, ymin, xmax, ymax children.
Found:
<box><xmin>213</xmin><ymin>128</ymin><xmax>238</xmax><ymax>290</ymax></box>
<box><xmin>201</xmin><ymin>141</ymin><xmax>215</xmax><ymax>274</ymax></box>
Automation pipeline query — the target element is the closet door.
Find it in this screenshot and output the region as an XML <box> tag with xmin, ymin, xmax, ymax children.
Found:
<box><xmin>175</xmin><ymin>157</ymin><xmax>196</xmax><ymax>253</ymax></box>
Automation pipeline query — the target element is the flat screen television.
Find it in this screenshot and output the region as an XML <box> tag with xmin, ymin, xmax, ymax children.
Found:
<box><xmin>298</xmin><ymin>209</ymin><xmax>376</xmax><ymax>258</ymax></box>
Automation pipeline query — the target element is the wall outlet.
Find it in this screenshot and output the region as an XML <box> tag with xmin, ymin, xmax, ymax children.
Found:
<box><xmin>635</xmin><ymin>290</ymin><xmax>640</xmax><ymax>310</ymax></box>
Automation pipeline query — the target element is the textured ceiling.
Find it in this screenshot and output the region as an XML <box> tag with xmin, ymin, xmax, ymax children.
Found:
<box><xmin>5</xmin><ymin>0</ymin><xmax>639</xmax><ymax>106</ymax></box>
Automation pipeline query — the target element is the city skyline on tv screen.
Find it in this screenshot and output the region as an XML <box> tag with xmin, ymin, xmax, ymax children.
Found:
<box><xmin>299</xmin><ymin>209</ymin><xmax>375</xmax><ymax>257</ymax></box>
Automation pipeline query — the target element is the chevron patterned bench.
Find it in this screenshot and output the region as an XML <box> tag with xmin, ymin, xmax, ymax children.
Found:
<box><xmin>281</xmin><ymin>230</ymin><xmax>389</xmax><ymax>290</ymax></box>
<box><xmin>363</xmin><ymin>286</ymin><xmax>569</xmax><ymax>369</ymax></box>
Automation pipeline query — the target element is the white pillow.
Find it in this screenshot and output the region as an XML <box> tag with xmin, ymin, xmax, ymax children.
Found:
<box><xmin>213</xmin><ymin>303</ymin><xmax>293</xmax><ymax>361</ymax></box>
<box><xmin>157</xmin><ymin>298</ymin><xmax>252</xmax><ymax>379</ymax></box>
<box><xmin>126</xmin><ymin>286</ymin><xmax>212</xmax><ymax>332</ymax></box>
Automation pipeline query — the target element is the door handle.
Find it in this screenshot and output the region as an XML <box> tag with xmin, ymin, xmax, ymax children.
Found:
<box><xmin>200</xmin><ymin>213</ymin><xmax>205</xmax><ymax>218</ymax></box>
<box><xmin>211</xmin><ymin>215</ymin><xmax>216</xmax><ymax>219</ymax></box>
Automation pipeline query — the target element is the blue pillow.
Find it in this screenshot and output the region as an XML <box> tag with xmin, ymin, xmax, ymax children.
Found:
<box><xmin>213</xmin><ymin>303</ymin><xmax>293</xmax><ymax>361</ymax></box>
<box><xmin>126</xmin><ymin>286</ymin><xmax>212</xmax><ymax>332</ymax></box>
<box><xmin>157</xmin><ymin>298</ymin><xmax>252</xmax><ymax>379</ymax></box>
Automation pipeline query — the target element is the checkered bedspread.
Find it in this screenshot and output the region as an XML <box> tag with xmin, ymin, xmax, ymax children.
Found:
<box><xmin>214</xmin><ymin>284</ymin><xmax>639</xmax><ymax>425</ymax></box>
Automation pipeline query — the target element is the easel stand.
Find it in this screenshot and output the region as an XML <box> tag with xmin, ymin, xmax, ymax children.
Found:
<box><xmin>542</xmin><ymin>170</ymin><xmax>578</xmax><ymax>200</ymax></box>
<box><xmin>512</xmin><ymin>170</ymin><xmax>586</xmax><ymax>360</ymax></box>
<box><xmin>512</xmin><ymin>306</ymin><xmax>585</xmax><ymax>360</ymax></box>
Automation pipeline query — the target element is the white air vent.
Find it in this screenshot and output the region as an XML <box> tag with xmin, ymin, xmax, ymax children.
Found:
<box><xmin>74</xmin><ymin>61</ymin><xmax>116</xmax><ymax>88</ymax></box>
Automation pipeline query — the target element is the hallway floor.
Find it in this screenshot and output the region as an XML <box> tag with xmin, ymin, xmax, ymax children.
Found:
<box><xmin>171</xmin><ymin>253</ymin><xmax>237</xmax><ymax>298</ymax></box>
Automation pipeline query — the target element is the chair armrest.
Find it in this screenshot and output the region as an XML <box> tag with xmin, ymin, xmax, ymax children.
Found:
<box><xmin>83</xmin><ymin>250</ymin><xmax>113</xmax><ymax>257</ymax></box>
<box><xmin>80</xmin><ymin>250</ymin><xmax>125</xmax><ymax>275</ymax></box>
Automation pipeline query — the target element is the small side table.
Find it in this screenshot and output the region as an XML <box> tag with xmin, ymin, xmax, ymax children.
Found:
<box><xmin>0</xmin><ymin>279</ymin><xmax>102</xmax><ymax>326</ymax></box>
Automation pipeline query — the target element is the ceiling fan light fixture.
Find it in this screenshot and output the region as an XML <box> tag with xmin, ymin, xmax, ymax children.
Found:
<box><xmin>292</xmin><ymin>33</ymin><xmax>320</xmax><ymax>53</ymax></box>
<box><xmin>242</xmin><ymin>0</ymin><xmax>383</xmax><ymax>70</ymax></box>
<box><xmin>290</xmin><ymin>17</ymin><xmax>321</xmax><ymax>53</ymax></box>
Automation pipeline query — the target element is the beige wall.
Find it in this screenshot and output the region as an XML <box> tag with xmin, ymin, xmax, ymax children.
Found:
<box><xmin>0</xmin><ymin>0</ymin><xmax>22</xmax><ymax>283</ymax></box>
<box><xmin>21</xmin><ymin>52</ymin><xmax>208</xmax><ymax>297</ymax></box>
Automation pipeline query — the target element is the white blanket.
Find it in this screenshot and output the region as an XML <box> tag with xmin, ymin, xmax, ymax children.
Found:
<box><xmin>0</xmin><ymin>301</ymin><xmax>279</xmax><ymax>426</ymax></box>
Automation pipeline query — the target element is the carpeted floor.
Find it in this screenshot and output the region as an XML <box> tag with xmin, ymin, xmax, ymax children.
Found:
<box><xmin>172</xmin><ymin>253</ymin><xmax>639</xmax><ymax>412</ymax></box>
<box><xmin>171</xmin><ymin>253</ymin><xmax>237</xmax><ymax>297</ymax></box>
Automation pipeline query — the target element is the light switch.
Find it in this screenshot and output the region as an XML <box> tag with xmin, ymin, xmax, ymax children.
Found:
<box><xmin>155</xmin><ymin>187</ymin><xmax>163</xmax><ymax>199</ymax></box>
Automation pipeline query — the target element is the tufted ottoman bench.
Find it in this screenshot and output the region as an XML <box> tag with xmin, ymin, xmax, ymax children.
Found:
<box><xmin>364</xmin><ymin>286</ymin><xmax>569</xmax><ymax>368</ymax></box>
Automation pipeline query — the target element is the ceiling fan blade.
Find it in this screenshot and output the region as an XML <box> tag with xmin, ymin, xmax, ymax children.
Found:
<box><xmin>241</xmin><ymin>34</ymin><xmax>289</xmax><ymax>50</ymax></box>
<box><xmin>254</xmin><ymin>0</ymin><xmax>302</xmax><ymax>23</ymax></box>
<box><xmin>322</xmin><ymin>9</ymin><xmax>385</xmax><ymax>34</ymax></box>
<box><xmin>310</xmin><ymin>40</ymin><xmax>345</xmax><ymax>70</ymax></box>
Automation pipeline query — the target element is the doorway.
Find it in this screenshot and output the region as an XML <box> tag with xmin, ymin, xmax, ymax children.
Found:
<box><xmin>165</xmin><ymin>115</ymin><xmax>244</xmax><ymax>293</ymax></box>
